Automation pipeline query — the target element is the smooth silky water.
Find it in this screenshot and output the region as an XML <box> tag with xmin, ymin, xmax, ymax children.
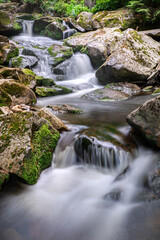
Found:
<box><xmin>1</xmin><ymin>21</ymin><xmax>160</xmax><ymax>240</ymax></box>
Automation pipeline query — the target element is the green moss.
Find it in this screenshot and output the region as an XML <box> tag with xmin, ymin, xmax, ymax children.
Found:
<box><xmin>11</xmin><ymin>56</ymin><xmax>22</xmax><ymax>68</ymax></box>
<box><xmin>36</xmin><ymin>76</ymin><xmax>55</xmax><ymax>87</ymax></box>
<box><xmin>20</xmin><ymin>124</ymin><xmax>60</xmax><ymax>184</ymax></box>
<box><xmin>80</xmin><ymin>46</ymin><xmax>88</xmax><ymax>54</ymax></box>
<box><xmin>6</xmin><ymin>47</ymin><xmax>19</xmax><ymax>63</ymax></box>
<box><xmin>36</xmin><ymin>86</ymin><xmax>72</xmax><ymax>97</ymax></box>
<box><xmin>0</xmin><ymin>172</ymin><xmax>9</xmax><ymax>190</ymax></box>
<box><xmin>0</xmin><ymin>87</ymin><xmax>12</xmax><ymax>107</ymax></box>
<box><xmin>13</xmin><ymin>21</ymin><xmax>22</xmax><ymax>31</ymax></box>
<box><xmin>47</xmin><ymin>45</ymin><xmax>73</xmax><ymax>65</ymax></box>
<box><xmin>132</xmin><ymin>31</ymin><xmax>143</xmax><ymax>44</ymax></box>
<box><xmin>0</xmin><ymin>11</ymin><xmax>11</xmax><ymax>26</ymax></box>
<box><xmin>152</xmin><ymin>88</ymin><xmax>160</xmax><ymax>94</ymax></box>
<box><xmin>22</xmin><ymin>68</ymin><xmax>36</xmax><ymax>76</ymax></box>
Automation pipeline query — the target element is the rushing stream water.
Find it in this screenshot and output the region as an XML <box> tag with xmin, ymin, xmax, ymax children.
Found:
<box><xmin>1</xmin><ymin>21</ymin><xmax>160</xmax><ymax>240</ymax></box>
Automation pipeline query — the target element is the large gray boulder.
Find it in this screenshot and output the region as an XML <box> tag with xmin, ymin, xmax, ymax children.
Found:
<box><xmin>127</xmin><ymin>96</ymin><xmax>160</xmax><ymax>148</ymax></box>
<box><xmin>96</xmin><ymin>29</ymin><xmax>160</xmax><ymax>85</ymax></box>
<box><xmin>65</xmin><ymin>27</ymin><xmax>123</xmax><ymax>68</ymax></box>
<box><xmin>11</xmin><ymin>55</ymin><xmax>38</xmax><ymax>69</ymax></box>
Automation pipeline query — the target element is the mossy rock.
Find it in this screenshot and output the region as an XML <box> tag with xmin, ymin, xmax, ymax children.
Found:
<box><xmin>35</xmin><ymin>85</ymin><xmax>72</xmax><ymax>97</ymax></box>
<box><xmin>22</xmin><ymin>68</ymin><xmax>36</xmax><ymax>76</ymax></box>
<box><xmin>152</xmin><ymin>88</ymin><xmax>160</xmax><ymax>94</ymax></box>
<box><xmin>0</xmin><ymin>111</ymin><xmax>60</xmax><ymax>185</ymax></box>
<box><xmin>0</xmin><ymin>11</ymin><xmax>11</xmax><ymax>28</ymax></box>
<box><xmin>6</xmin><ymin>47</ymin><xmax>19</xmax><ymax>64</ymax></box>
<box><xmin>0</xmin><ymin>87</ymin><xmax>12</xmax><ymax>107</ymax></box>
<box><xmin>0</xmin><ymin>170</ymin><xmax>9</xmax><ymax>190</ymax></box>
<box><xmin>11</xmin><ymin>55</ymin><xmax>38</xmax><ymax>69</ymax></box>
<box><xmin>17</xmin><ymin>14</ymin><xmax>37</xmax><ymax>20</ymax></box>
<box><xmin>44</xmin><ymin>22</ymin><xmax>64</xmax><ymax>40</ymax></box>
<box><xmin>47</xmin><ymin>44</ymin><xmax>73</xmax><ymax>66</ymax></box>
<box><xmin>36</xmin><ymin>76</ymin><xmax>55</xmax><ymax>87</ymax></box>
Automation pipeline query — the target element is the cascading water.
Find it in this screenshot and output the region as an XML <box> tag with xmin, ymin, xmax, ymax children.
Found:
<box><xmin>21</xmin><ymin>20</ymin><xmax>34</xmax><ymax>37</ymax></box>
<box><xmin>62</xmin><ymin>20</ymin><xmax>77</xmax><ymax>39</ymax></box>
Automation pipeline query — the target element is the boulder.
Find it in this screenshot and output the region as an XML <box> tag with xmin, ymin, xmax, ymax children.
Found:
<box><xmin>36</xmin><ymin>76</ymin><xmax>55</xmax><ymax>87</ymax></box>
<box><xmin>35</xmin><ymin>85</ymin><xmax>72</xmax><ymax>97</ymax></box>
<box><xmin>65</xmin><ymin>28</ymin><xmax>123</xmax><ymax>68</ymax></box>
<box><xmin>0</xmin><ymin>67</ymin><xmax>36</xmax><ymax>89</ymax></box>
<box><xmin>83</xmin><ymin>82</ymin><xmax>141</xmax><ymax>101</ymax></box>
<box><xmin>66</xmin><ymin>18</ymin><xmax>85</xmax><ymax>33</ymax></box>
<box><xmin>96</xmin><ymin>29</ymin><xmax>160</xmax><ymax>85</ymax></box>
<box><xmin>0</xmin><ymin>79</ymin><xmax>36</xmax><ymax>106</ymax></box>
<box><xmin>0</xmin><ymin>111</ymin><xmax>60</xmax><ymax>186</ymax></box>
<box><xmin>77</xmin><ymin>11</ymin><xmax>94</xmax><ymax>31</ymax></box>
<box><xmin>139</xmin><ymin>29</ymin><xmax>160</xmax><ymax>42</ymax></box>
<box><xmin>38</xmin><ymin>107</ymin><xmax>67</xmax><ymax>131</ymax></box>
<box><xmin>127</xmin><ymin>96</ymin><xmax>160</xmax><ymax>148</ymax></box>
<box><xmin>51</xmin><ymin>104</ymin><xmax>82</xmax><ymax>114</ymax></box>
<box><xmin>44</xmin><ymin>21</ymin><xmax>64</xmax><ymax>40</ymax></box>
<box><xmin>22</xmin><ymin>48</ymin><xmax>39</xmax><ymax>59</ymax></box>
<box><xmin>92</xmin><ymin>8</ymin><xmax>134</xmax><ymax>30</ymax></box>
<box><xmin>0</xmin><ymin>86</ymin><xmax>12</xmax><ymax>107</ymax></box>
<box><xmin>11</xmin><ymin>55</ymin><xmax>38</xmax><ymax>69</ymax></box>
<box><xmin>47</xmin><ymin>44</ymin><xmax>73</xmax><ymax>67</ymax></box>
<box><xmin>33</xmin><ymin>17</ymin><xmax>63</xmax><ymax>36</ymax></box>
<box><xmin>0</xmin><ymin>35</ymin><xmax>19</xmax><ymax>65</ymax></box>
<box><xmin>0</xmin><ymin>11</ymin><xmax>22</xmax><ymax>36</ymax></box>
<box><xmin>33</xmin><ymin>17</ymin><xmax>54</xmax><ymax>34</ymax></box>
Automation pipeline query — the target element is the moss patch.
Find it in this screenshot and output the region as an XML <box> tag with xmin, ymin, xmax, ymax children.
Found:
<box><xmin>20</xmin><ymin>124</ymin><xmax>60</xmax><ymax>184</ymax></box>
<box><xmin>36</xmin><ymin>86</ymin><xmax>72</xmax><ymax>97</ymax></box>
<box><xmin>11</xmin><ymin>56</ymin><xmax>22</xmax><ymax>68</ymax></box>
<box><xmin>6</xmin><ymin>47</ymin><xmax>19</xmax><ymax>63</ymax></box>
<box><xmin>36</xmin><ymin>76</ymin><xmax>55</xmax><ymax>87</ymax></box>
<box><xmin>22</xmin><ymin>68</ymin><xmax>36</xmax><ymax>76</ymax></box>
<box><xmin>0</xmin><ymin>11</ymin><xmax>11</xmax><ymax>27</ymax></box>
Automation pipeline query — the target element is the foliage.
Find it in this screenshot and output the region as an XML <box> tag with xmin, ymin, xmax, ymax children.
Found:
<box><xmin>127</xmin><ymin>0</ymin><xmax>160</xmax><ymax>27</ymax></box>
<box><xmin>92</xmin><ymin>0</ymin><xmax>128</xmax><ymax>13</ymax></box>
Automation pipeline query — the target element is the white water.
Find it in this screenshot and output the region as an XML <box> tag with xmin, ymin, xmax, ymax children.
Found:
<box><xmin>21</xmin><ymin>20</ymin><xmax>34</xmax><ymax>37</ymax></box>
<box><xmin>62</xmin><ymin>20</ymin><xmax>77</xmax><ymax>39</ymax></box>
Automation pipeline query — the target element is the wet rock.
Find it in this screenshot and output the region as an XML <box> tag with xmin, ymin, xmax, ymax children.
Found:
<box><xmin>77</xmin><ymin>12</ymin><xmax>94</xmax><ymax>31</ymax></box>
<box><xmin>74</xmin><ymin>134</ymin><xmax>133</xmax><ymax>170</ymax></box>
<box><xmin>35</xmin><ymin>85</ymin><xmax>72</xmax><ymax>97</ymax></box>
<box><xmin>0</xmin><ymin>170</ymin><xmax>9</xmax><ymax>190</ymax></box>
<box><xmin>65</xmin><ymin>28</ymin><xmax>123</xmax><ymax>68</ymax></box>
<box><xmin>38</xmin><ymin>107</ymin><xmax>67</xmax><ymax>131</ymax></box>
<box><xmin>44</xmin><ymin>21</ymin><xmax>64</xmax><ymax>40</ymax></box>
<box><xmin>0</xmin><ymin>111</ymin><xmax>60</xmax><ymax>185</ymax></box>
<box><xmin>47</xmin><ymin>44</ymin><xmax>73</xmax><ymax>67</ymax></box>
<box><xmin>96</xmin><ymin>29</ymin><xmax>160</xmax><ymax>85</ymax></box>
<box><xmin>0</xmin><ymin>35</ymin><xmax>19</xmax><ymax>65</ymax></box>
<box><xmin>51</xmin><ymin>104</ymin><xmax>82</xmax><ymax>114</ymax></box>
<box><xmin>0</xmin><ymin>79</ymin><xmax>36</xmax><ymax>106</ymax></box>
<box><xmin>22</xmin><ymin>48</ymin><xmax>39</xmax><ymax>58</ymax></box>
<box><xmin>0</xmin><ymin>11</ymin><xmax>22</xmax><ymax>36</ymax></box>
<box><xmin>0</xmin><ymin>87</ymin><xmax>12</xmax><ymax>107</ymax></box>
<box><xmin>0</xmin><ymin>67</ymin><xmax>36</xmax><ymax>89</ymax></box>
<box><xmin>33</xmin><ymin>17</ymin><xmax>55</xmax><ymax>34</ymax></box>
<box><xmin>104</xmin><ymin>189</ymin><xmax>122</xmax><ymax>201</ymax></box>
<box><xmin>52</xmin><ymin>58</ymin><xmax>71</xmax><ymax>77</ymax></box>
<box><xmin>36</xmin><ymin>76</ymin><xmax>55</xmax><ymax>87</ymax></box>
<box><xmin>66</xmin><ymin>18</ymin><xmax>85</xmax><ymax>33</ymax></box>
<box><xmin>127</xmin><ymin>95</ymin><xmax>160</xmax><ymax>148</ymax></box>
<box><xmin>11</xmin><ymin>55</ymin><xmax>38</xmax><ymax>69</ymax></box>
<box><xmin>83</xmin><ymin>83</ymin><xmax>141</xmax><ymax>101</ymax></box>
<box><xmin>139</xmin><ymin>29</ymin><xmax>160</xmax><ymax>42</ymax></box>
<box><xmin>92</xmin><ymin>8</ymin><xmax>134</xmax><ymax>30</ymax></box>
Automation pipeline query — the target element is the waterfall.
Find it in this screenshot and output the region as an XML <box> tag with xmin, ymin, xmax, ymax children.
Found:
<box><xmin>66</xmin><ymin>53</ymin><xmax>93</xmax><ymax>79</ymax></box>
<box><xmin>21</xmin><ymin>20</ymin><xmax>34</xmax><ymax>36</ymax></box>
<box><xmin>62</xmin><ymin>20</ymin><xmax>77</xmax><ymax>39</ymax></box>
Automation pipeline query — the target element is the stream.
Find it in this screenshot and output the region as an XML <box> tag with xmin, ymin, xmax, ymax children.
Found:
<box><xmin>0</xmin><ymin>20</ymin><xmax>160</xmax><ymax>240</ymax></box>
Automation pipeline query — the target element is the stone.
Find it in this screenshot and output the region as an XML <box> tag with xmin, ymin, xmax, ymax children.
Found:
<box><xmin>0</xmin><ymin>79</ymin><xmax>36</xmax><ymax>106</ymax></box>
<box><xmin>127</xmin><ymin>96</ymin><xmax>160</xmax><ymax>148</ymax></box>
<box><xmin>65</xmin><ymin>28</ymin><xmax>123</xmax><ymax>68</ymax></box>
<box><xmin>47</xmin><ymin>44</ymin><xmax>73</xmax><ymax>67</ymax></box>
<box><xmin>0</xmin><ymin>67</ymin><xmax>36</xmax><ymax>90</ymax></box>
<box><xmin>44</xmin><ymin>21</ymin><xmax>64</xmax><ymax>40</ymax></box>
<box><xmin>51</xmin><ymin>104</ymin><xmax>82</xmax><ymax>114</ymax></box>
<box><xmin>22</xmin><ymin>48</ymin><xmax>39</xmax><ymax>58</ymax></box>
<box><xmin>66</xmin><ymin>18</ymin><xmax>85</xmax><ymax>33</ymax></box>
<box><xmin>0</xmin><ymin>11</ymin><xmax>22</xmax><ymax>36</ymax></box>
<box><xmin>36</xmin><ymin>76</ymin><xmax>55</xmax><ymax>87</ymax></box>
<box><xmin>139</xmin><ymin>29</ymin><xmax>160</xmax><ymax>42</ymax></box>
<box><xmin>38</xmin><ymin>107</ymin><xmax>67</xmax><ymax>131</ymax></box>
<box><xmin>35</xmin><ymin>85</ymin><xmax>72</xmax><ymax>97</ymax></box>
<box><xmin>83</xmin><ymin>83</ymin><xmax>141</xmax><ymax>101</ymax></box>
<box><xmin>96</xmin><ymin>29</ymin><xmax>160</xmax><ymax>85</ymax></box>
<box><xmin>11</xmin><ymin>55</ymin><xmax>38</xmax><ymax>69</ymax></box>
<box><xmin>0</xmin><ymin>36</ymin><xmax>19</xmax><ymax>64</ymax></box>
<box><xmin>92</xmin><ymin>8</ymin><xmax>134</xmax><ymax>30</ymax></box>
<box><xmin>0</xmin><ymin>111</ymin><xmax>60</xmax><ymax>185</ymax></box>
<box><xmin>0</xmin><ymin>87</ymin><xmax>12</xmax><ymax>107</ymax></box>
<box><xmin>33</xmin><ymin>17</ymin><xmax>55</xmax><ymax>34</ymax></box>
<box><xmin>77</xmin><ymin>11</ymin><xmax>94</xmax><ymax>31</ymax></box>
